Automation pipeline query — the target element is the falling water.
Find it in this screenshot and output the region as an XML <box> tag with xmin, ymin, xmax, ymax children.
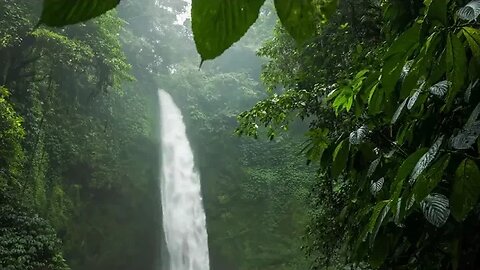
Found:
<box><xmin>158</xmin><ymin>90</ymin><xmax>210</xmax><ymax>270</ymax></box>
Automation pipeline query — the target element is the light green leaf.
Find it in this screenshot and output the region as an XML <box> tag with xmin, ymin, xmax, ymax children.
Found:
<box><xmin>463</xmin><ymin>27</ymin><xmax>480</xmax><ymax>59</ymax></box>
<box><xmin>331</xmin><ymin>139</ymin><xmax>350</xmax><ymax>178</ymax></box>
<box><xmin>192</xmin><ymin>0</ymin><xmax>266</xmax><ymax>61</ymax></box>
<box><xmin>457</xmin><ymin>0</ymin><xmax>480</xmax><ymax>21</ymax></box>
<box><xmin>274</xmin><ymin>0</ymin><xmax>318</xmax><ymax>43</ymax></box>
<box><xmin>451</xmin><ymin>159</ymin><xmax>480</xmax><ymax>221</ymax></box>
<box><xmin>40</xmin><ymin>0</ymin><xmax>120</xmax><ymax>27</ymax></box>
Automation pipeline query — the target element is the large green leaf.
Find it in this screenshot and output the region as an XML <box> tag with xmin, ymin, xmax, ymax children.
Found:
<box><xmin>451</xmin><ymin>159</ymin><xmax>480</xmax><ymax>221</ymax></box>
<box><xmin>463</xmin><ymin>27</ymin><xmax>480</xmax><ymax>59</ymax></box>
<box><xmin>409</xmin><ymin>136</ymin><xmax>444</xmax><ymax>184</ymax></box>
<box><xmin>382</xmin><ymin>24</ymin><xmax>420</xmax><ymax>95</ymax></box>
<box><xmin>331</xmin><ymin>139</ymin><xmax>350</xmax><ymax>178</ymax></box>
<box><xmin>425</xmin><ymin>0</ymin><xmax>448</xmax><ymax>25</ymax></box>
<box><xmin>413</xmin><ymin>154</ymin><xmax>450</xmax><ymax>202</ymax></box>
<box><xmin>192</xmin><ymin>0</ymin><xmax>266</xmax><ymax>61</ymax></box>
<box><xmin>390</xmin><ymin>148</ymin><xmax>429</xmax><ymax>219</ymax></box>
<box><xmin>39</xmin><ymin>0</ymin><xmax>120</xmax><ymax>27</ymax></box>
<box><xmin>446</xmin><ymin>33</ymin><xmax>467</xmax><ymax>108</ymax></box>
<box><xmin>274</xmin><ymin>0</ymin><xmax>318</xmax><ymax>43</ymax></box>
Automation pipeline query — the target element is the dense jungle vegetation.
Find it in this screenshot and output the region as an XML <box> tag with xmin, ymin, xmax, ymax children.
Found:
<box><xmin>2</xmin><ymin>0</ymin><xmax>480</xmax><ymax>269</ymax></box>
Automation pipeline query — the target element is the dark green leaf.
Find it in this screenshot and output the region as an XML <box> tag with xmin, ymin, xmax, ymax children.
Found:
<box><xmin>331</xmin><ymin>139</ymin><xmax>350</xmax><ymax>178</ymax></box>
<box><xmin>382</xmin><ymin>24</ymin><xmax>420</xmax><ymax>95</ymax></box>
<box><xmin>446</xmin><ymin>33</ymin><xmax>467</xmax><ymax>108</ymax></box>
<box><xmin>413</xmin><ymin>154</ymin><xmax>450</xmax><ymax>201</ymax></box>
<box><xmin>40</xmin><ymin>0</ymin><xmax>120</xmax><ymax>27</ymax></box>
<box><xmin>410</xmin><ymin>136</ymin><xmax>444</xmax><ymax>184</ymax></box>
<box><xmin>274</xmin><ymin>0</ymin><xmax>318</xmax><ymax>43</ymax></box>
<box><xmin>192</xmin><ymin>0</ymin><xmax>266</xmax><ymax>61</ymax></box>
<box><xmin>451</xmin><ymin>159</ymin><xmax>480</xmax><ymax>221</ymax></box>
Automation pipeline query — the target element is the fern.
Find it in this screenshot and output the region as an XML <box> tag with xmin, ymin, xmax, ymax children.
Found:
<box><xmin>420</xmin><ymin>193</ymin><xmax>450</xmax><ymax>227</ymax></box>
<box><xmin>457</xmin><ymin>0</ymin><xmax>480</xmax><ymax>21</ymax></box>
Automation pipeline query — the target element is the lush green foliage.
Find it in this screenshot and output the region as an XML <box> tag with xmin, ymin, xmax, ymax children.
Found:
<box><xmin>236</xmin><ymin>0</ymin><xmax>480</xmax><ymax>268</ymax></box>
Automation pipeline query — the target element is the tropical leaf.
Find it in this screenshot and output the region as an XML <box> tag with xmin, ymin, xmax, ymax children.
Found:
<box><xmin>465</xmin><ymin>80</ymin><xmax>479</xmax><ymax>103</ymax></box>
<box><xmin>421</xmin><ymin>193</ymin><xmax>450</xmax><ymax>227</ymax></box>
<box><xmin>457</xmin><ymin>0</ymin><xmax>480</xmax><ymax>21</ymax></box>
<box><xmin>274</xmin><ymin>0</ymin><xmax>319</xmax><ymax>43</ymax></box>
<box><xmin>451</xmin><ymin>159</ymin><xmax>480</xmax><ymax>221</ymax></box>
<box><xmin>407</xmin><ymin>88</ymin><xmax>422</xmax><ymax>110</ymax></box>
<box><xmin>192</xmin><ymin>0</ymin><xmax>266</xmax><ymax>61</ymax></box>
<box><xmin>413</xmin><ymin>154</ymin><xmax>450</xmax><ymax>202</ymax></box>
<box><xmin>371</xmin><ymin>177</ymin><xmax>385</xmax><ymax>196</ymax></box>
<box><xmin>331</xmin><ymin>139</ymin><xmax>350</xmax><ymax>178</ymax></box>
<box><xmin>349</xmin><ymin>125</ymin><xmax>369</xmax><ymax>145</ymax></box>
<box><xmin>466</xmin><ymin>102</ymin><xmax>480</xmax><ymax>127</ymax></box>
<box><xmin>367</xmin><ymin>157</ymin><xmax>381</xmax><ymax>178</ymax></box>
<box><xmin>392</xmin><ymin>98</ymin><xmax>408</xmax><ymax>124</ymax></box>
<box><xmin>365</xmin><ymin>200</ymin><xmax>390</xmax><ymax>243</ymax></box>
<box><xmin>39</xmin><ymin>0</ymin><xmax>120</xmax><ymax>27</ymax></box>
<box><xmin>463</xmin><ymin>27</ymin><xmax>480</xmax><ymax>59</ymax></box>
<box><xmin>409</xmin><ymin>136</ymin><xmax>444</xmax><ymax>184</ymax></box>
<box><xmin>451</xmin><ymin>121</ymin><xmax>480</xmax><ymax>150</ymax></box>
<box><xmin>446</xmin><ymin>33</ymin><xmax>467</xmax><ymax>108</ymax></box>
<box><xmin>429</xmin><ymin>80</ymin><xmax>451</xmax><ymax>97</ymax></box>
<box><xmin>382</xmin><ymin>24</ymin><xmax>420</xmax><ymax>95</ymax></box>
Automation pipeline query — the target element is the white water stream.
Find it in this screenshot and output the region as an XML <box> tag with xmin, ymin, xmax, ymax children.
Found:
<box><xmin>158</xmin><ymin>90</ymin><xmax>210</xmax><ymax>270</ymax></box>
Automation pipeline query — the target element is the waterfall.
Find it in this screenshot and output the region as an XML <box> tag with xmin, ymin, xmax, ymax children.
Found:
<box><xmin>158</xmin><ymin>90</ymin><xmax>210</xmax><ymax>270</ymax></box>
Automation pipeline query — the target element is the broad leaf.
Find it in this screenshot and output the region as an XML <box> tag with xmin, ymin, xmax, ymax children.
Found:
<box><xmin>429</xmin><ymin>80</ymin><xmax>451</xmax><ymax>98</ymax></box>
<box><xmin>451</xmin><ymin>121</ymin><xmax>480</xmax><ymax>149</ymax></box>
<box><xmin>407</xmin><ymin>88</ymin><xmax>422</xmax><ymax>110</ymax></box>
<box><xmin>457</xmin><ymin>0</ymin><xmax>480</xmax><ymax>21</ymax></box>
<box><xmin>463</xmin><ymin>27</ymin><xmax>480</xmax><ymax>59</ymax></box>
<box><xmin>349</xmin><ymin>125</ymin><xmax>369</xmax><ymax>145</ymax></box>
<box><xmin>451</xmin><ymin>159</ymin><xmax>480</xmax><ymax>221</ymax></box>
<box><xmin>421</xmin><ymin>193</ymin><xmax>450</xmax><ymax>227</ymax></box>
<box><xmin>367</xmin><ymin>157</ymin><xmax>381</xmax><ymax>178</ymax></box>
<box><xmin>274</xmin><ymin>0</ymin><xmax>318</xmax><ymax>43</ymax></box>
<box><xmin>40</xmin><ymin>0</ymin><xmax>120</xmax><ymax>27</ymax></box>
<box><xmin>446</xmin><ymin>33</ymin><xmax>467</xmax><ymax>108</ymax></box>
<box><xmin>365</xmin><ymin>200</ymin><xmax>390</xmax><ymax>242</ymax></box>
<box><xmin>426</xmin><ymin>0</ymin><xmax>448</xmax><ymax>25</ymax></box>
<box><xmin>331</xmin><ymin>139</ymin><xmax>350</xmax><ymax>178</ymax></box>
<box><xmin>192</xmin><ymin>0</ymin><xmax>266</xmax><ymax>61</ymax></box>
<box><xmin>413</xmin><ymin>154</ymin><xmax>450</xmax><ymax>201</ymax></box>
<box><xmin>409</xmin><ymin>136</ymin><xmax>444</xmax><ymax>184</ymax></box>
<box><xmin>382</xmin><ymin>24</ymin><xmax>420</xmax><ymax>95</ymax></box>
<box><xmin>391</xmin><ymin>98</ymin><xmax>408</xmax><ymax>124</ymax></box>
<box><xmin>371</xmin><ymin>177</ymin><xmax>385</xmax><ymax>196</ymax></box>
